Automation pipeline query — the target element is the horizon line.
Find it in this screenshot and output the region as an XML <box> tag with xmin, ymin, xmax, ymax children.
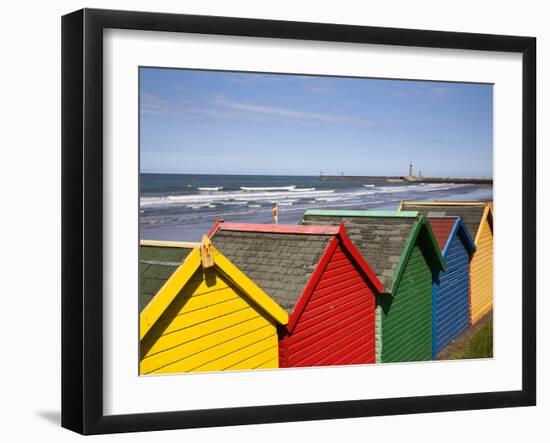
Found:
<box><xmin>140</xmin><ymin>171</ymin><xmax>494</xmax><ymax>179</ymax></box>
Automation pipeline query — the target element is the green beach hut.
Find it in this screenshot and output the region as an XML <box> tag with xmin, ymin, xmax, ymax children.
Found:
<box><xmin>302</xmin><ymin>210</ymin><xmax>445</xmax><ymax>363</ymax></box>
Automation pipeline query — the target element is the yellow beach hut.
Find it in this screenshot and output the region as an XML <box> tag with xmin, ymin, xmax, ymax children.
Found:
<box><xmin>139</xmin><ymin>237</ymin><xmax>289</xmax><ymax>375</ymax></box>
<box><xmin>399</xmin><ymin>201</ymin><xmax>493</xmax><ymax>324</ymax></box>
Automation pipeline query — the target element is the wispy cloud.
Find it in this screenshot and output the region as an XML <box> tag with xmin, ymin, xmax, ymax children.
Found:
<box><xmin>141</xmin><ymin>93</ymin><xmax>193</xmax><ymax>116</ymax></box>
<box><xmin>141</xmin><ymin>93</ymin><xmax>171</xmax><ymax>116</ymax></box>
<box><xmin>228</xmin><ymin>73</ymin><xmax>287</xmax><ymax>85</ymax></box>
<box><xmin>212</xmin><ymin>96</ymin><xmax>372</xmax><ymax>126</ymax></box>
<box><xmin>391</xmin><ymin>85</ymin><xmax>454</xmax><ymax>97</ymax></box>
<box><xmin>141</xmin><ymin>93</ymin><xmax>374</xmax><ymax>127</ymax></box>
<box><xmin>431</xmin><ymin>87</ymin><xmax>452</xmax><ymax>96</ymax></box>
<box><xmin>302</xmin><ymin>79</ymin><xmax>336</xmax><ymax>95</ymax></box>
<box><xmin>229</xmin><ymin>73</ymin><xmax>338</xmax><ymax>95</ymax></box>
<box><xmin>391</xmin><ymin>88</ymin><xmax>423</xmax><ymax>97</ymax></box>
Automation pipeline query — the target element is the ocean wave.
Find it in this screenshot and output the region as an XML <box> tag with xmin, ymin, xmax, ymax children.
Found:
<box><xmin>197</xmin><ymin>186</ymin><xmax>223</xmax><ymax>191</ymax></box>
<box><xmin>218</xmin><ymin>200</ymin><xmax>249</xmax><ymax>206</ymax></box>
<box><xmin>421</xmin><ymin>186</ymin><xmax>456</xmax><ymax>192</ymax></box>
<box><xmin>140</xmin><ymin>178</ymin><xmax>491</xmax><ymax>233</ymax></box>
<box><xmin>240</xmin><ymin>185</ymin><xmax>296</xmax><ymax>192</ymax></box>
<box><xmin>239</xmin><ymin>185</ymin><xmax>318</xmax><ymax>192</ymax></box>
<box><xmin>141</xmin><ymin>198</ymin><xmax>391</xmax><ymax>227</ymax></box>
<box><xmin>141</xmin><ymin>189</ymin><xmax>336</xmax><ymax>207</ymax></box>
<box><xmin>315</xmin><ymin>197</ymin><xmax>342</xmax><ymax>202</ymax></box>
<box><xmin>140</xmin><ymin>182</ymin><xmax>469</xmax><ymax>210</ymax></box>
<box><xmin>188</xmin><ymin>203</ymin><xmax>217</xmax><ymax>209</ymax></box>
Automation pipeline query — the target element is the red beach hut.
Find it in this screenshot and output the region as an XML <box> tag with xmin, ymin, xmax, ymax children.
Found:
<box><xmin>209</xmin><ymin>222</ymin><xmax>383</xmax><ymax>368</ymax></box>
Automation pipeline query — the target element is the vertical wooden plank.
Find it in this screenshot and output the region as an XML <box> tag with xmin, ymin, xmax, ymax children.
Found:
<box><xmin>470</xmin><ymin>218</ymin><xmax>494</xmax><ymax>323</ymax></box>
<box><xmin>281</xmin><ymin>243</ymin><xmax>377</xmax><ymax>367</ymax></box>
<box><xmin>381</xmin><ymin>244</ymin><xmax>432</xmax><ymax>362</ymax></box>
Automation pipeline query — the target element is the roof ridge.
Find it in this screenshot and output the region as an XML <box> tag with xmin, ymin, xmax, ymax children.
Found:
<box><xmin>304</xmin><ymin>209</ymin><xmax>419</xmax><ymax>218</ymax></box>
<box><xmin>218</xmin><ymin>222</ymin><xmax>340</xmax><ymax>235</ymax></box>
<box><xmin>140</xmin><ymin>240</ymin><xmax>200</xmax><ymax>249</ymax></box>
<box><xmin>444</xmin><ymin>217</ymin><xmax>476</xmax><ymax>256</ymax></box>
<box><xmin>427</xmin><ymin>215</ymin><xmax>460</xmax><ymax>220</ymax></box>
<box><xmin>403</xmin><ymin>201</ymin><xmax>489</xmax><ymax>206</ymax></box>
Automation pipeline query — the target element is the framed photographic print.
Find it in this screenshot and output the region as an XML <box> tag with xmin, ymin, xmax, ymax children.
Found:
<box><xmin>61</xmin><ymin>8</ymin><xmax>536</xmax><ymax>435</ymax></box>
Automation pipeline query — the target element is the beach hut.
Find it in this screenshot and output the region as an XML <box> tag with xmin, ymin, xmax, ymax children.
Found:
<box><xmin>139</xmin><ymin>238</ymin><xmax>289</xmax><ymax>375</ymax></box>
<box><xmin>400</xmin><ymin>201</ymin><xmax>493</xmax><ymax>324</ymax></box>
<box><xmin>428</xmin><ymin>216</ymin><xmax>476</xmax><ymax>357</ymax></box>
<box><xmin>301</xmin><ymin>210</ymin><xmax>445</xmax><ymax>363</ymax></box>
<box><xmin>209</xmin><ymin>222</ymin><xmax>383</xmax><ymax>368</ymax></box>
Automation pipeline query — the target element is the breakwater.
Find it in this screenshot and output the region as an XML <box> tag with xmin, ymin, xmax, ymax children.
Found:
<box><xmin>319</xmin><ymin>176</ymin><xmax>493</xmax><ymax>185</ymax></box>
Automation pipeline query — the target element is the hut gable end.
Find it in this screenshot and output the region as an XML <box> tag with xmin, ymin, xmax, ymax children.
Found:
<box><xmin>140</xmin><ymin>269</ymin><xmax>280</xmax><ymax>374</ymax></box>
<box><xmin>283</xmin><ymin>242</ymin><xmax>378</xmax><ymax>366</ymax></box>
<box><xmin>139</xmin><ymin>241</ymin><xmax>289</xmax><ymax>374</ymax></box>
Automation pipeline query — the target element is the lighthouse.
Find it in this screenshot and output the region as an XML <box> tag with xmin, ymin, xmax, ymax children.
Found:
<box><xmin>408</xmin><ymin>161</ymin><xmax>413</xmax><ymax>178</ymax></box>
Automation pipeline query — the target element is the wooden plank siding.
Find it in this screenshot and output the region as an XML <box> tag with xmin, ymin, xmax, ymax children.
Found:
<box><xmin>380</xmin><ymin>243</ymin><xmax>433</xmax><ymax>362</ymax></box>
<box><xmin>434</xmin><ymin>232</ymin><xmax>471</xmax><ymax>356</ymax></box>
<box><xmin>279</xmin><ymin>243</ymin><xmax>377</xmax><ymax>367</ymax></box>
<box><xmin>140</xmin><ymin>269</ymin><xmax>279</xmax><ymax>374</ymax></box>
<box><xmin>470</xmin><ymin>217</ymin><xmax>494</xmax><ymax>323</ymax></box>
<box><xmin>300</xmin><ymin>211</ymin><xmax>444</xmax><ymax>364</ymax></box>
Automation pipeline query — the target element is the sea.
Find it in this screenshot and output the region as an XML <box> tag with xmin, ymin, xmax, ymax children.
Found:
<box><xmin>140</xmin><ymin>173</ymin><xmax>493</xmax><ymax>241</ymax></box>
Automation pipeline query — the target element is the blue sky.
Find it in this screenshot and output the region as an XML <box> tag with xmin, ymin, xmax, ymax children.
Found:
<box><xmin>140</xmin><ymin>68</ymin><xmax>493</xmax><ymax>177</ymax></box>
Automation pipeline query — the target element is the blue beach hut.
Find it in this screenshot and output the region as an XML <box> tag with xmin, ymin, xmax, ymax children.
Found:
<box><xmin>429</xmin><ymin>216</ymin><xmax>476</xmax><ymax>357</ymax></box>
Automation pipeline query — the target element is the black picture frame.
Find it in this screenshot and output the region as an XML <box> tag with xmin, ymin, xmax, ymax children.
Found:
<box><xmin>61</xmin><ymin>8</ymin><xmax>536</xmax><ymax>435</ymax></box>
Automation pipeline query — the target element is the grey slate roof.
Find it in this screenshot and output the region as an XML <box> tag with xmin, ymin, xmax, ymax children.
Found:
<box><xmin>211</xmin><ymin>230</ymin><xmax>332</xmax><ymax>313</ymax></box>
<box><xmin>302</xmin><ymin>215</ymin><xmax>417</xmax><ymax>292</ymax></box>
<box><xmin>139</xmin><ymin>245</ymin><xmax>193</xmax><ymax>312</ymax></box>
<box><xmin>401</xmin><ymin>203</ymin><xmax>486</xmax><ymax>240</ymax></box>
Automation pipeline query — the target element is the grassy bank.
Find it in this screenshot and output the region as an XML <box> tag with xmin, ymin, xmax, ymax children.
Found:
<box><xmin>437</xmin><ymin>312</ymin><xmax>493</xmax><ymax>360</ymax></box>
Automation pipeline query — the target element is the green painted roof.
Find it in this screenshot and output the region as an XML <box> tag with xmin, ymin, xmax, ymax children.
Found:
<box><xmin>139</xmin><ymin>245</ymin><xmax>194</xmax><ymax>312</ymax></box>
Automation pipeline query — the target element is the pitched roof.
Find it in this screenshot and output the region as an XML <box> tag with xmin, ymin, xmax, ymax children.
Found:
<box><xmin>210</xmin><ymin>224</ymin><xmax>337</xmax><ymax>313</ymax></box>
<box><xmin>139</xmin><ymin>242</ymin><xmax>196</xmax><ymax>312</ymax></box>
<box><xmin>301</xmin><ymin>210</ymin><xmax>445</xmax><ymax>293</ymax></box>
<box><xmin>400</xmin><ymin>201</ymin><xmax>489</xmax><ymax>241</ymax></box>
<box><xmin>428</xmin><ymin>216</ymin><xmax>476</xmax><ymax>256</ymax></box>
<box><xmin>428</xmin><ymin>217</ymin><xmax>457</xmax><ymax>250</ymax></box>
<box><xmin>139</xmin><ymin>239</ymin><xmax>289</xmax><ymax>340</ymax></box>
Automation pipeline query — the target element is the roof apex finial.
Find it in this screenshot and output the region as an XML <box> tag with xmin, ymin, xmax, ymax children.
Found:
<box><xmin>200</xmin><ymin>235</ymin><xmax>215</xmax><ymax>269</ymax></box>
